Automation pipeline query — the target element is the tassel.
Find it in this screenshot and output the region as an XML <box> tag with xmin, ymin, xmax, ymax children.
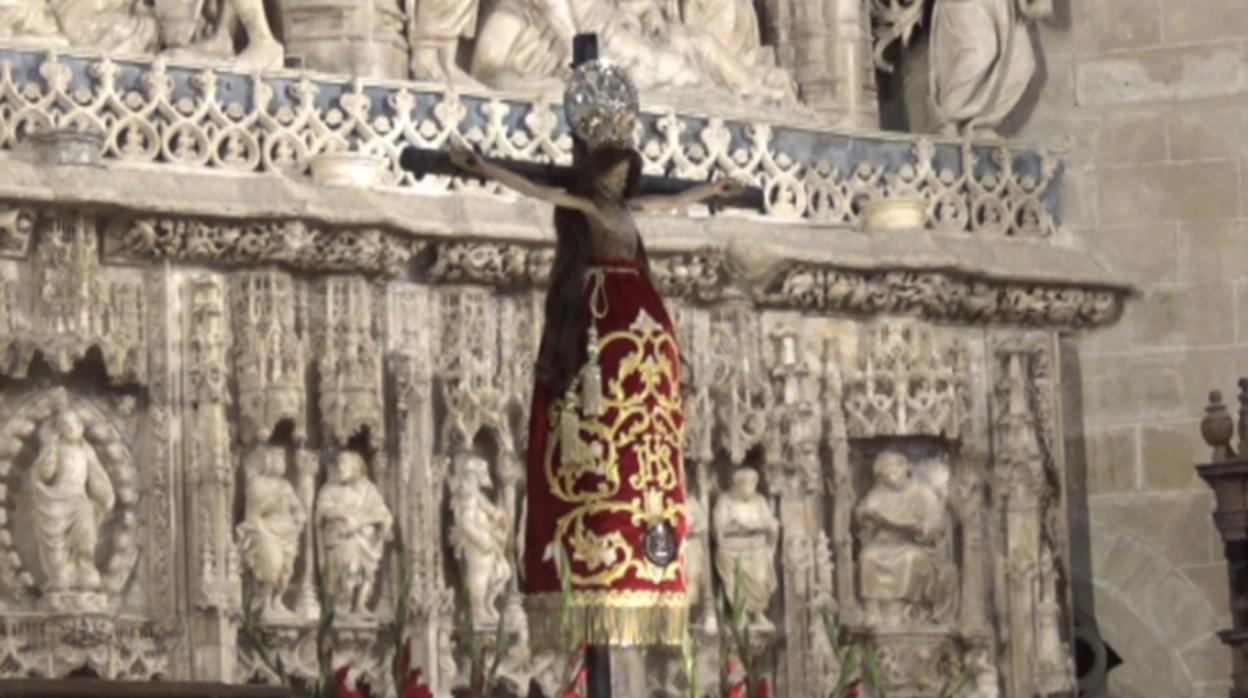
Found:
<box><xmin>581</xmin><ymin>327</ymin><xmax>603</xmax><ymax>417</ymax></box>
<box><xmin>560</xmin><ymin>393</ymin><xmax>581</xmax><ymax>466</ymax></box>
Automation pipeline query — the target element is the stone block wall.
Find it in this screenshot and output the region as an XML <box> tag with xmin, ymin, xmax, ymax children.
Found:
<box><xmin>1017</xmin><ymin>1</ymin><xmax>1248</xmax><ymax>694</ymax></box>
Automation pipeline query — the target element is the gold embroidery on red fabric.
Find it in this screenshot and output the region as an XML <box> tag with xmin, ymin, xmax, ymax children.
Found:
<box><xmin>544</xmin><ymin>309</ymin><xmax>686</xmax><ymax>587</ymax></box>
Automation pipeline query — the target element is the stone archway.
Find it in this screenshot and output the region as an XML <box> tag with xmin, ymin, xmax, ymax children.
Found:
<box><xmin>1086</xmin><ymin>518</ymin><xmax>1227</xmax><ymax>695</ymax></box>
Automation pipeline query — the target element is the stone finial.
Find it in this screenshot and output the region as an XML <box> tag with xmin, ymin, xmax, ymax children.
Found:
<box><xmin>1203</xmin><ymin>390</ymin><xmax>1236</xmax><ymax>463</ymax></box>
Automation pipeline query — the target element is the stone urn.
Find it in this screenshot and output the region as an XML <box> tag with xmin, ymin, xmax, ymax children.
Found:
<box><xmin>860</xmin><ymin>195</ymin><xmax>928</xmax><ymax>233</ymax></box>
<box><xmin>309</xmin><ymin>152</ymin><xmax>387</xmax><ymax>188</ymax></box>
<box><xmin>27</xmin><ymin>128</ymin><xmax>104</xmax><ymax>167</ymax></box>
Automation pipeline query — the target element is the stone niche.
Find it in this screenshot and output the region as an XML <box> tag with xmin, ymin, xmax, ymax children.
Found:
<box><xmin>0</xmin><ymin>25</ymin><xmax>1125</xmax><ymax>698</ymax></box>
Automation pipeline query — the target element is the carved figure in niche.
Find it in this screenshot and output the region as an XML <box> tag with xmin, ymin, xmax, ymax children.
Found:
<box><xmin>449</xmin><ymin>455</ymin><xmax>511</xmax><ymax>626</ymax></box>
<box><xmin>0</xmin><ymin>0</ymin><xmax>66</xmax><ymax>44</ymax></box>
<box><xmin>411</xmin><ymin>0</ymin><xmax>485</xmax><ymax>85</ymax></box>
<box><xmin>930</xmin><ymin>0</ymin><xmax>1053</xmax><ymax>137</ymax></box>
<box><xmin>160</xmin><ymin>0</ymin><xmax>284</xmax><ymax>71</ymax></box>
<box><xmin>854</xmin><ymin>450</ymin><xmax>957</xmax><ymax>626</ymax></box>
<box><xmin>237</xmin><ymin>446</ymin><xmax>306</xmax><ymax>618</ymax></box>
<box><xmin>32</xmin><ymin>409</ymin><xmax>115</xmax><ymax>593</ymax></box>
<box><xmin>315</xmin><ymin>451</ymin><xmax>393</xmax><ymax>615</ymax></box>
<box><xmin>470</xmin><ymin>0</ymin><xmax>794</xmax><ymax>101</ymax></box>
<box><xmin>713</xmin><ymin>467</ymin><xmax>780</xmax><ymax>631</ymax></box>
<box><xmin>47</xmin><ymin>0</ymin><xmax>160</xmax><ymax>53</ymax></box>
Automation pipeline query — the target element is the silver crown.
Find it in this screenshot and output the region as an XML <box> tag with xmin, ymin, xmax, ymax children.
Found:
<box><xmin>563</xmin><ymin>59</ymin><xmax>639</xmax><ymax>150</ymax></box>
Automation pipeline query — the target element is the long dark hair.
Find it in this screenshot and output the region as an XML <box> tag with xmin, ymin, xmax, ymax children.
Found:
<box><xmin>536</xmin><ymin>145</ymin><xmax>652</xmax><ymax>397</ymax></box>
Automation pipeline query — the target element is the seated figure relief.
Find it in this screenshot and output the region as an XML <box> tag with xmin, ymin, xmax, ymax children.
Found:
<box><xmin>854</xmin><ymin>450</ymin><xmax>958</xmax><ymax>627</ymax></box>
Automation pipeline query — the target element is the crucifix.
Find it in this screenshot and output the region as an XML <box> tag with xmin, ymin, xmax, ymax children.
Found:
<box><xmin>397</xmin><ymin>34</ymin><xmax>762</xmax><ymax>212</ymax></box>
<box><xmin>401</xmin><ymin>34</ymin><xmax>729</xmax><ymax>698</ymax></box>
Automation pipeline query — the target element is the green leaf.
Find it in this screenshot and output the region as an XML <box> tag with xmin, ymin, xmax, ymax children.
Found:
<box><xmin>938</xmin><ymin>660</ymin><xmax>976</xmax><ymax>698</ymax></box>
<box><xmin>863</xmin><ymin>644</ymin><xmax>887</xmax><ymax>698</ymax></box>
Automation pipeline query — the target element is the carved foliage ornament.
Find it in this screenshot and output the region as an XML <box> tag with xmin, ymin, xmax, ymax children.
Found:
<box><xmin>107</xmin><ymin>217</ymin><xmax>416</xmax><ymax>278</ymax></box>
<box><xmin>756</xmin><ymin>264</ymin><xmax>1123</xmax><ymax>328</ymax></box>
<box><xmin>0</xmin><ymin>212</ymin><xmax>148</xmax><ymax>385</ymax></box>
<box><xmin>316</xmin><ymin>277</ymin><xmax>384</xmax><ymax>449</ymax></box>
<box><xmin>843</xmin><ymin>321</ymin><xmax>970</xmax><ymax>440</ymax></box>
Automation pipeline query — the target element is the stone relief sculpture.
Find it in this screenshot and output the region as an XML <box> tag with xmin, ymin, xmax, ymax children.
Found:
<box><xmin>471</xmin><ymin>0</ymin><xmax>571</xmax><ymax>90</ymax></box>
<box><xmin>162</xmin><ymin>0</ymin><xmax>284</xmax><ymax>71</ymax></box>
<box><xmin>470</xmin><ymin>0</ymin><xmax>795</xmax><ymax>101</ymax></box>
<box><xmin>237</xmin><ymin>446</ymin><xmax>306</xmax><ymax>619</ymax></box>
<box><xmin>0</xmin><ymin>0</ymin><xmax>65</xmax><ymax>44</ymax></box>
<box><xmin>32</xmin><ymin>409</ymin><xmax>115</xmax><ymax>599</ymax></box>
<box><xmin>449</xmin><ymin>455</ymin><xmax>511</xmax><ymax>626</ymax></box>
<box><xmin>854</xmin><ymin>450</ymin><xmax>957</xmax><ymax>627</ymax></box>
<box><xmin>315</xmin><ymin>451</ymin><xmax>393</xmax><ymax>616</ymax></box>
<box><xmin>930</xmin><ymin>0</ymin><xmax>1053</xmax><ymax>137</ymax></box>
<box><xmin>46</xmin><ymin>0</ymin><xmax>160</xmax><ymax>53</ymax></box>
<box><xmin>713</xmin><ymin>467</ymin><xmax>780</xmax><ymax>631</ymax></box>
<box><xmin>411</xmin><ymin>0</ymin><xmax>483</xmax><ymax>85</ymax></box>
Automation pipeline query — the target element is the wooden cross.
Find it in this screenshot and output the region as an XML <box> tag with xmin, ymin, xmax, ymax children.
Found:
<box><xmin>397</xmin><ymin>34</ymin><xmax>762</xmax><ymax>209</ymax></box>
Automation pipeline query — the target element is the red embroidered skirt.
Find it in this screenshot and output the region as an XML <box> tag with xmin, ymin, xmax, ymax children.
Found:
<box><xmin>524</xmin><ymin>260</ymin><xmax>688</xmax><ymax>649</ymax></box>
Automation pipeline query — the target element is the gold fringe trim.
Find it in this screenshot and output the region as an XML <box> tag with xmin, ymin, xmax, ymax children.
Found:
<box><xmin>526</xmin><ymin>591</ymin><xmax>689</xmax><ymax>650</ymax></box>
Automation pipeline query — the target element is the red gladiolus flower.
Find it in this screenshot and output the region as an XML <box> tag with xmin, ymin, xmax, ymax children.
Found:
<box><xmin>756</xmin><ymin>679</ymin><xmax>769</xmax><ymax>698</ymax></box>
<box><xmin>725</xmin><ymin>679</ymin><xmax>746</xmax><ymax>698</ymax></box>
<box><xmin>401</xmin><ymin>667</ymin><xmax>434</xmax><ymax>698</ymax></box>
<box><xmin>846</xmin><ymin>678</ymin><xmax>862</xmax><ymax>698</ymax></box>
<box><xmin>333</xmin><ymin>666</ymin><xmax>367</xmax><ymax>698</ymax></box>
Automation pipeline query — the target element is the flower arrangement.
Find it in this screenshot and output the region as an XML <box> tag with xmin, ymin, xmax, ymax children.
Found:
<box><xmin>240</xmin><ymin>546</ymin><xmax>976</xmax><ymax>698</ymax></box>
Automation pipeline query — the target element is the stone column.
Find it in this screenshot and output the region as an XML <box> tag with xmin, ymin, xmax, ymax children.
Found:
<box><xmin>295</xmin><ymin>449</ymin><xmax>321</xmax><ymax>620</ymax></box>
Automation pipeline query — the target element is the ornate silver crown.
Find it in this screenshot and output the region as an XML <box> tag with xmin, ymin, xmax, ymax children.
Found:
<box><xmin>563</xmin><ymin>59</ymin><xmax>639</xmax><ymax>150</ymax></box>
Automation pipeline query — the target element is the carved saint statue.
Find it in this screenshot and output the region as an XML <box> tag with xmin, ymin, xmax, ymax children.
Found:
<box><xmin>32</xmin><ymin>410</ymin><xmax>115</xmax><ymax>593</ymax></box>
<box><xmin>854</xmin><ymin>450</ymin><xmax>957</xmax><ymax>626</ymax></box>
<box><xmin>449</xmin><ymin>455</ymin><xmax>512</xmax><ymax>626</ymax></box>
<box><xmin>315</xmin><ymin>451</ymin><xmax>393</xmax><ymax>615</ymax></box>
<box><xmin>930</xmin><ymin>0</ymin><xmax>1053</xmax><ymax>137</ymax></box>
<box><xmin>163</xmin><ymin>0</ymin><xmax>285</xmax><ymax>73</ymax></box>
<box><xmin>713</xmin><ymin>467</ymin><xmax>780</xmax><ymax>630</ymax></box>
<box><xmin>237</xmin><ymin>446</ymin><xmax>306</xmax><ymax>618</ymax></box>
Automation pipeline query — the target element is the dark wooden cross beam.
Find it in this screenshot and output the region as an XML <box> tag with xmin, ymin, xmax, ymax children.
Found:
<box><xmin>397</xmin><ymin>33</ymin><xmax>763</xmax><ymax>210</ymax></box>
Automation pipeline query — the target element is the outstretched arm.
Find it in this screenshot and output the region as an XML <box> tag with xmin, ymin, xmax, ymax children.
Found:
<box><xmin>450</xmin><ymin>148</ymin><xmax>596</xmax><ymax>216</ymax></box>
<box><xmin>630</xmin><ymin>178</ymin><xmax>746</xmax><ymax>214</ymax></box>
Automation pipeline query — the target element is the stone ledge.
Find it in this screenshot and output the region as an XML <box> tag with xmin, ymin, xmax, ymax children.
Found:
<box><xmin>0</xmin><ymin>157</ymin><xmax>1126</xmax><ymax>292</ymax></box>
